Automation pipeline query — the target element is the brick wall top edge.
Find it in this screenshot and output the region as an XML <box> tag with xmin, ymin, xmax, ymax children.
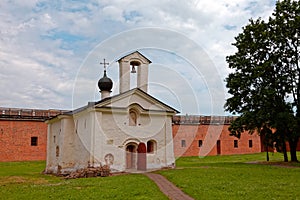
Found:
<box><xmin>172</xmin><ymin>115</ymin><xmax>238</xmax><ymax>124</ymax></box>
<box><xmin>0</xmin><ymin>107</ymin><xmax>67</xmax><ymax>118</ymax></box>
<box><xmin>0</xmin><ymin>107</ymin><xmax>238</xmax><ymax>124</ymax></box>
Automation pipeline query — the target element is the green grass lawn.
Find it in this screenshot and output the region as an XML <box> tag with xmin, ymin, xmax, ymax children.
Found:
<box><xmin>0</xmin><ymin>153</ymin><xmax>299</xmax><ymax>200</ymax></box>
<box><xmin>160</xmin><ymin>152</ymin><xmax>300</xmax><ymax>200</ymax></box>
<box><xmin>0</xmin><ymin>161</ymin><xmax>167</xmax><ymax>200</ymax></box>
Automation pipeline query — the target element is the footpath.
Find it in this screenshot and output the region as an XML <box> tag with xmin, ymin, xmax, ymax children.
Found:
<box><xmin>146</xmin><ymin>173</ymin><xmax>194</xmax><ymax>200</ymax></box>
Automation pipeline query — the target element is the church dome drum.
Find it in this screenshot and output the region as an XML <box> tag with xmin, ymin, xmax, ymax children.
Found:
<box><xmin>98</xmin><ymin>70</ymin><xmax>113</xmax><ymax>91</ymax></box>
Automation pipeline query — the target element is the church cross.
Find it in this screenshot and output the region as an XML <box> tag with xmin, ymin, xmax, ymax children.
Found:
<box><xmin>100</xmin><ymin>59</ymin><xmax>109</xmax><ymax>71</ymax></box>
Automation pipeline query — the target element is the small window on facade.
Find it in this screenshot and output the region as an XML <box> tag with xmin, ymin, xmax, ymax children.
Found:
<box><xmin>56</xmin><ymin>146</ymin><xmax>60</xmax><ymax>157</ymax></box>
<box><xmin>147</xmin><ymin>140</ymin><xmax>156</xmax><ymax>153</ymax></box>
<box><xmin>234</xmin><ymin>140</ymin><xmax>238</xmax><ymax>148</ymax></box>
<box><xmin>198</xmin><ymin>140</ymin><xmax>203</xmax><ymax>147</ymax></box>
<box><xmin>129</xmin><ymin>110</ymin><xmax>137</xmax><ymax>126</ymax></box>
<box><xmin>249</xmin><ymin>140</ymin><xmax>253</xmax><ymax>148</ymax></box>
<box><xmin>31</xmin><ymin>137</ymin><xmax>38</xmax><ymax>146</ymax></box>
<box><xmin>181</xmin><ymin>140</ymin><xmax>186</xmax><ymax>147</ymax></box>
<box><xmin>53</xmin><ymin>136</ymin><xmax>56</xmax><ymax>143</ymax></box>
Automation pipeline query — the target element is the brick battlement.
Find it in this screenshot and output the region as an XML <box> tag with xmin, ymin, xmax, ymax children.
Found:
<box><xmin>0</xmin><ymin>107</ymin><xmax>65</xmax><ymax>121</ymax></box>
<box><xmin>172</xmin><ymin>115</ymin><xmax>238</xmax><ymax>125</ymax></box>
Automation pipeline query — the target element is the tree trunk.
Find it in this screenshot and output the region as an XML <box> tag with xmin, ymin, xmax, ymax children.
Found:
<box><xmin>289</xmin><ymin>137</ymin><xmax>299</xmax><ymax>162</ymax></box>
<box><xmin>282</xmin><ymin>140</ymin><xmax>288</xmax><ymax>162</ymax></box>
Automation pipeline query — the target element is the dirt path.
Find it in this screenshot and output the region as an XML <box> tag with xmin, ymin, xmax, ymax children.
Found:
<box><xmin>146</xmin><ymin>173</ymin><xmax>194</xmax><ymax>200</ymax></box>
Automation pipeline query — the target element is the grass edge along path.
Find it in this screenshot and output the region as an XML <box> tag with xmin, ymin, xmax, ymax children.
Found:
<box><xmin>159</xmin><ymin>152</ymin><xmax>300</xmax><ymax>200</ymax></box>
<box><xmin>146</xmin><ymin>173</ymin><xmax>194</xmax><ymax>200</ymax></box>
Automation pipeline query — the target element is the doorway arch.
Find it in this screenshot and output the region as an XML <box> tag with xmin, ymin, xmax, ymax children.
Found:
<box><xmin>126</xmin><ymin>143</ymin><xmax>138</xmax><ymax>169</ymax></box>
<box><xmin>125</xmin><ymin>142</ymin><xmax>147</xmax><ymax>171</ymax></box>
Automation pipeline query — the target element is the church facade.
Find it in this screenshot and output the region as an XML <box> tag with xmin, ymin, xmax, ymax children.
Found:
<box><xmin>45</xmin><ymin>52</ymin><xmax>177</xmax><ymax>174</ymax></box>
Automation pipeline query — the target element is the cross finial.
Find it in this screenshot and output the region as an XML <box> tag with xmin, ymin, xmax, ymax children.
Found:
<box><xmin>100</xmin><ymin>59</ymin><xmax>109</xmax><ymax>71</ymax></box>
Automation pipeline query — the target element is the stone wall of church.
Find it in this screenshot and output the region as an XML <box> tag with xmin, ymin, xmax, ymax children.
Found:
<box><xmin>0</xmin><ymin>120</ymin><xmax>47</xmax><ymax>161</ymax></box>
<box><xmin>45</xmin><ymin>115</ymin><xmax>92</xmax><ymax>174</ymax></box>
<box><xmin>46</xmin><ymin>118</ymin><xmax>61</xmax><ymax>171</ymax></box>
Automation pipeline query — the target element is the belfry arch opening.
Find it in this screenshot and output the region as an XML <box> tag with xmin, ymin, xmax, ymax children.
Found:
<box><xmin>129</xmin><ymin>60</ymin><xmax>141</xmax><ymax>89</ymax></box>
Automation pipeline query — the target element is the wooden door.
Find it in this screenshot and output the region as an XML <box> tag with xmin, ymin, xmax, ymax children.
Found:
<box><xmin>137</xmin><ymin>143</ymin><xmax>146</xmax><ymax>171</ymax></box>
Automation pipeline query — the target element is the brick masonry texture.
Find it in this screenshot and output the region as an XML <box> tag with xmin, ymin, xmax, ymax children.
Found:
<box><xmin>172</xmin><ymin>124</ymin><xmax>262</xmax><ymax>157</ymax></box>
<box><xmin>0</xmin><ymin>120</ymin><xmax>47</xmax><ymax>161</ymax></box>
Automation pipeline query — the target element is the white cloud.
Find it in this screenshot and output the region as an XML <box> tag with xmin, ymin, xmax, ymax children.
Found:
<box><xmin>102</xmin><ymin>5</ymin><xmax>124</xmax><ymax>22</ymax></box>
<box><xmin>0</xmin><ymin>0</ymin><xmax>277</xmax><ymax>114</ymax></box>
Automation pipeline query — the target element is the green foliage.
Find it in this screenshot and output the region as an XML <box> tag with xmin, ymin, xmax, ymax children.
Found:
<box><xmin>225</xmin><ymin>0</ymin><xmax>300</xmax><ymax>161</ymax></box>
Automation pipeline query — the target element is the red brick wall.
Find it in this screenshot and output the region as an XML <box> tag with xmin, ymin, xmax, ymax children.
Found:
<box><xmin>0</xmin><ymin>120</ymin><xmax>47</xmax><ymax>161</ymax></box>
<box><xmin>281</xmin><ymin>141</ymin><xmax>300</xmax><ymax>152</ymax></box>
<box><xmin>3</xmin><ymin>118</ymin><xmax>297</xmax><ymax>161</ymax></box>
<box><xmin>172</xmin><ymin>124</ymin><xmax>261</xmax><ymax>157</ymax></box>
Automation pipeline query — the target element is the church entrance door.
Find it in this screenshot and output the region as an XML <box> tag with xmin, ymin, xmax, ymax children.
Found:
<box><xmin>126</xmin><ymin>144</ymin><xmax>137</xmax><ymax>169</ymax></box>
<box><xmin>137</xmin><ymin>142</ymin><xmax>147</xmax><ymax>171</ymax></box>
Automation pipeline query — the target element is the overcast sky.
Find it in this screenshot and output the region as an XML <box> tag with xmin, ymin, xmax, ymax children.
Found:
<box><xmin>0</xmin><ymin>0</ymin><xmax>277</xmax><ymax>115</ymax></box>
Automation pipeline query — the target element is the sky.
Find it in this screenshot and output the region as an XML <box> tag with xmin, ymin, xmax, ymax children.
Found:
<box><xmin>0</xmin><ymin>0</ymin><xmax>277</xmax><ymax>115</ymax></box>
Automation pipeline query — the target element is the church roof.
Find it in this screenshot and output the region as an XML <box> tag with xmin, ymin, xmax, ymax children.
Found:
<box><xmin>117</xmin><ymin>51</ymin><xmax>152</xmax><ymax>64</ymax></box>
<box><xmin>61</xmin><ymin>88</ymin><xmax>179</xmax><ymax>116</ymax></box>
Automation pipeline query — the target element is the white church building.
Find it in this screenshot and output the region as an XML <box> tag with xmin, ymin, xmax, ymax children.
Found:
<box><xmin>45</xmin><ymin>51</ymin><xmax>178</xmax><ymax>174</ymax></box>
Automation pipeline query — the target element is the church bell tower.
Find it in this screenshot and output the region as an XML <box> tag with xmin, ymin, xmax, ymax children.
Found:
<box><xmin>117</xmin><ymin>51</ymin><xmax>151</xmax><ymax>94</ymax></box>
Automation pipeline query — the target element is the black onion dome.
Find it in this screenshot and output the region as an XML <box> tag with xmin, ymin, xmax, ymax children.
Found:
<box><xmin>98</xmin><ymin>70</ymin><xmax>113</xmax><ymax>91</ymax></box>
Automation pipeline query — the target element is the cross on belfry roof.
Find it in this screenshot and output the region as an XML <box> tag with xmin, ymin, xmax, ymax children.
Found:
<box><xmin>100</xmin><ymin>59</ymin><xmax>109</xmax><ymax>71</ymax></box>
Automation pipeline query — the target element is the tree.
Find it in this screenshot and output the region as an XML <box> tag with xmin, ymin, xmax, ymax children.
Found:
<box><xmin>225</xmin><ymin>0</ymin><xmax>300</xmax><ymax>162</ymax></box>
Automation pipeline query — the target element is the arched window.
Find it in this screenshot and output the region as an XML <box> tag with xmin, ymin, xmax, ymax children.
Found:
<box><xmin>129</xmin><ymin>110</ymin><xmax>138</xmax><ymax>126</ymax></box>
<box><xmin>147</xmin><ymin>140</ymin><xmax>156</xmax><ymax>154</ymax></box>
